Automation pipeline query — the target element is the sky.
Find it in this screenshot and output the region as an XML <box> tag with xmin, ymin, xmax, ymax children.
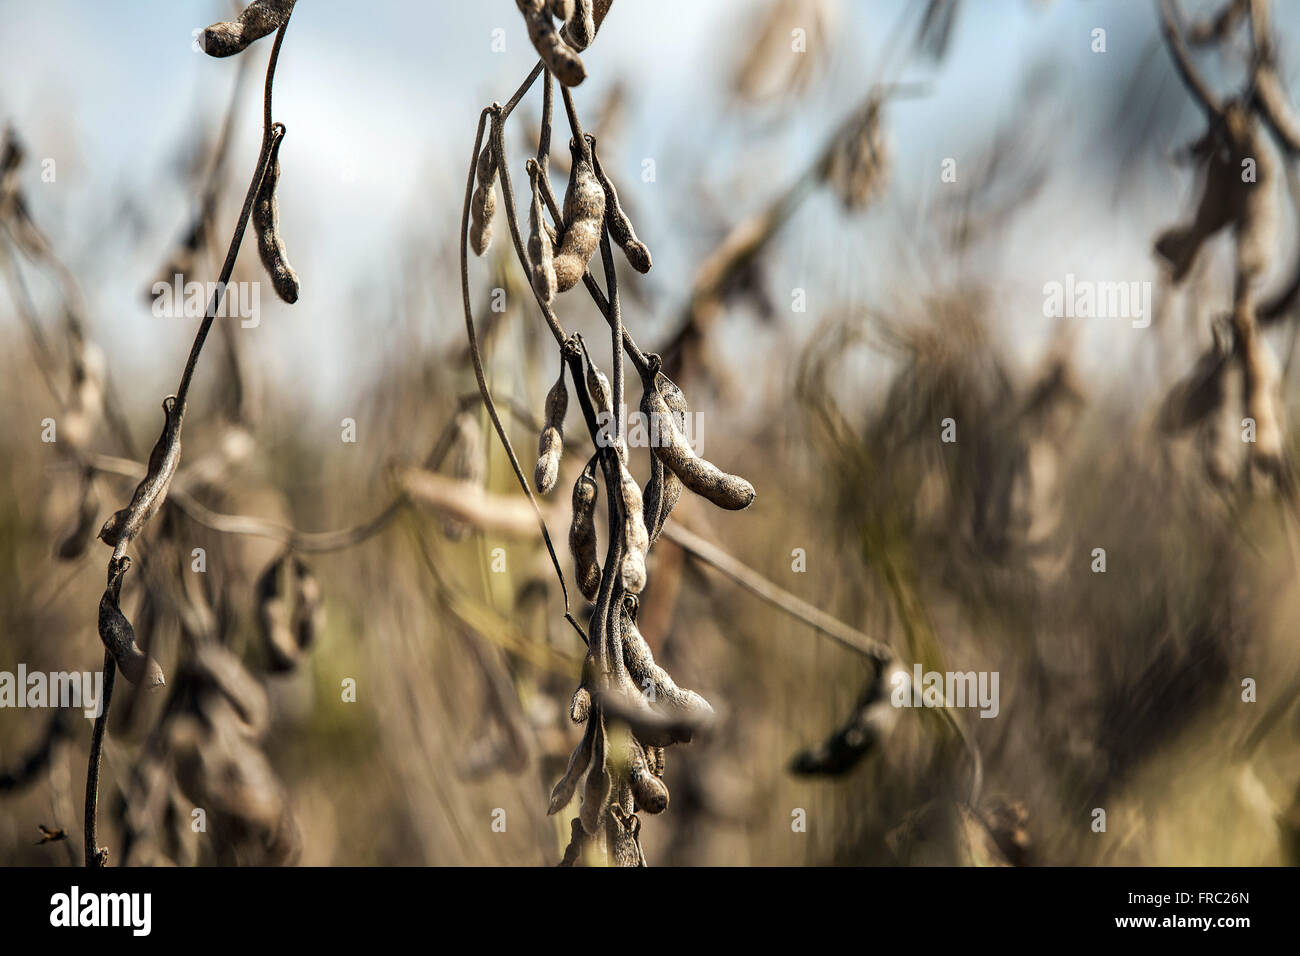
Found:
<box><xmin>2</xmin><ymin>0</ymin><xmax>1299</xmax><ymax>416</ymax></box>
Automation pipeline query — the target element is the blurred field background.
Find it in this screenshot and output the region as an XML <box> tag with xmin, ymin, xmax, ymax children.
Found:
<box><xmin>2</xmin><ymin>0</ymin><xmax>1300</xmax><ymax>865</ymax></box>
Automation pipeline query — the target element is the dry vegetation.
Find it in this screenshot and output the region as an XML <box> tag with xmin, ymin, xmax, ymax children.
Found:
<box><xmin>2</xmin><ymin>0</ymin><xmax>1300</xmax><ymax>866</ymax></box>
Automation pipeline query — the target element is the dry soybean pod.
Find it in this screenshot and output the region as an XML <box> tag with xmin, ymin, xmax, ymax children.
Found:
<box><xmin>548</xmin><ymin>714</ymin><xmax>596</xmax><ymax>814</ymax></box>
<box><xmin>637</xmin><ymin>356</ymin><xmax>679</xmax><ymax>538</ymax></box>
<box><xmin>641</xmin><ymin>451</ymin><xmax>665</xmax><ymax>542</ymax></box>
<box><xmin>647</xmin><ymin>745</ymin><xmax>665</xmax><ymax>778</ymax></box>
<box><xmin>253</xmin><ymin>123</ymin><xmax>299</xmax><ymax>304</ymax></box>
<box><xmin>534</xmin><ymin>363</ymin><xmax>568</xmax><ymax>493</ymax></box>
<box><xmin>98</xmin><ymin>396</ymin><xmax>183</xmax><ymax>549</ymax></box>
<box><xmin>201</xmin><ymin>0</ymin><xmax>295</xmax><ymax>58</ymax></box>
<box><xmin>256</xmin><ymin>555</ymin><xmax>297</xmax><ymax>672</ymax></box>
<box><xmin>565</xmin><ymin>0</ymin><xmax>596</xmax><ymax>51</ymax></box>
<box><xmin>789</xmin><ymin>659</ymin><xmax>900</xmax><ymax>776</ymax></box>
<box><xmin>627</xmin><ymin>734</ymin><xmax>668</xmax><ymax>814</ymax></box>
<box><xmin>469</xmin><ymin>131</ymin><xmax>498</xmax><ymax>257</ymax></box>
<box><xmin>657</xmin><ymin>455</ymin><xmax>684</xmax><ymax>528</ymax></box>
<box><xmin>569</xmin><ymin>454</ymin><xmax>602</xmax><ymax>600</ymax></box>
<box><xmin>652</xmin><ymin>360</ymin><xmax>686</xmax><ymax>522</ymax></box>
<box><xmin>548</xmin><ymin>0</ymin><xmax>575</xmax><ymax>21</ymax></box>
<box><xmin>639</xmin><ymin>364</ymin><xmax>755</xmax><ymax>511</ymax></box>
<box><xmin>516</xmin><ymin>0</ymin><xmax>586</xmax><ymax>87</ymax></box>
<box><xmin>618</xmin><ymin>459</ymin><xmax>649</xmax><ymax>595</ymax></box>
<box><xmin>558</xmin><ymin>817</ymin><xmax>587</xmax><ymax>866</ymax></box>
<box><xmin>620</xmin><ymin>604</ymin><xmax>714</xmax><ymax>724</ymax></box>
<box><xmin>553</xmin><ymin>137</ymin><xmax>605</xmax><ymax>293</ymax></box>
<box><xmin>580</xmin><ymin>712</ymin><xmax>611</xmax><ymax>835</ymax></box>
<box><xmin>586</xmin><ymin>134</ymin><xmax>651</xmax><ymax>273</ymax></box>
<box><xmin>97</xmin><ymin>557</ymin><xmax>165</xmax><ymax>689</ymax></box>
<box><xmin>526</xmin><ymin>160</ymin><xmax>557</xmax><ymax>303</ymax></box>
<box><xmin>598</xmin><ymin>680</ymin><xmax>699</xmax><ymax>747</ymax></box>
<box><xmin>586</xmin><ymin>361</ymin><xmax>624</xmax><ymax>458</ymax></box>
<box><xmin>569</xmin><ymin>684</ymin><xmax>591</xmax><ymax>724</ymax></box>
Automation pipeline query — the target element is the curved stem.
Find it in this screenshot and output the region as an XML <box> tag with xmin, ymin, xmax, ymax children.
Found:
<box><xmin>462</xmin><ymin>108</ymin><xmax>585</xmax><ymax>645</ymax></box>
<box><xmin>175</xmin><ymin>21</ymin><xmax>291</xmax><ymax>411</ymax></box>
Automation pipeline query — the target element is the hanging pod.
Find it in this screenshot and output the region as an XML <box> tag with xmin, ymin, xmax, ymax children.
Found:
<box><xmin>526</xmin><ymin>160</ymin><xmax>557</xmax><ymax>302</ymax></box>
<box><xmin>534</xmin><ymin>365</ymin><xmax>567</xmax><ymax>493</ymax></box>
<box><xmin>99</xmin><ymin>396</ymin><xmax>183</xmax><ymax>549</ymax></box>
<box><xmin>587</xmin><ymin>135</ymin><xmax>651</xmax><ymax>273</ymax></box>
<box><xmin>568</xmin><ymin>455</ymin><xmax>602</xmax><ymax>600</ymax></box>
<box><xmin>638</xmin><ymin>364</ymin><xmax>754</xmax><ymax>510</ymax></box>
<box><xmin>469</xmin><ymin>137</ymin><xmax>498</xmax><ymax>256</ymax></box>
<box><xmin>253</xmin><ymin>123</ymin><xmax>300</xmax><ymax>304</ymax></box>
<box><xmin>97</xmin><ymin>556</ymin><xmax>165</xmax><ymax>689</ymax></box>
<box><xmin>516</xmin><ymin>0</ymin><xmax>586</xmax><ymax>87</ymax></box>
<box><xmin>553</xmin><ymin>138</ymin><xmax>605</xmax><ymax>292</ymax></box>
<box><xmin>201</xmin><ymin>0</ymin><xmax>296</xmax><ymax>58</ymax></box>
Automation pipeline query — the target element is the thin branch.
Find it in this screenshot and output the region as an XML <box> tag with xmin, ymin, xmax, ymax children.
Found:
<box><xmin>1246</xmin><ymin>0</ymin><xmax>1300</xmax><ymax>154</ymax></box>
<box><xmin>175</xmin><ymin>22</ymin><xmax>290</xmax><ymax>412</ymax></box>
<box><xmin>601</xmin><ymin>229</ymin><xmax>624</xmax><ymax>442</ymax></box>
<box><xmin>1158</xmin><ymin>0</ymin><xmax>1225</xmax><ymax>122</ymax></box>
<box><xmin>462</xmin><ymin>106</ymin><xmax>586</xmax><ymax>645</ymax></box>
<box><xmin>659</xmin><ymin>522</ymin><xmax>892</xmax><ymax>663</ymax></box>
<box><xmin>83</xmin><ymin>652</ymin><xmax>115</xmax><ymax>866</ymax></box>
<box><xmin>84</xmin><ymin>14</ymin><xmax>295</xmax><ymax>868</ymax></box>
<box><xmin>537</xmin><ymin>68</ymin><xmax>554</xmax><ymax>168</ymax></box>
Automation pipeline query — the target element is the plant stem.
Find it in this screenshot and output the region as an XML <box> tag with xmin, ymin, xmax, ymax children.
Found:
<box><xmin>83</xmin><ymin>652</ymin><xmax>115</xmax><ymax>867</ymax></box>
<box><xmin>84</xmin><ymin>14</ymin><xmax>294</xmax><ymax>867</ymax></box>
<box><xmin>175</xmin><ymin>21</ymin><xmax>290</xmax><ymax>412</ymax></box>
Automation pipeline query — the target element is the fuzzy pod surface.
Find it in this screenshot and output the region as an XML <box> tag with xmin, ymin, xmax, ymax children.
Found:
<box><xmin>620</xmin><ymin>607</ymin><xmax>714</xmax><ymax>731</ymax></box>
<box><xmin>469</xmin><ymin>141</ymin><xmax>498</xmax><ymax>257</ymax></box>
<box><xmin>535</xmin><ymin>368</ymin><xmax>568</xmax><ymax>493</ymax></box>
<box><xmin>618</xmin><ymin>461</ymin><xmax>649</xmax><ymax>594</ymax></box>
<box><xmin>569</xmin><ymin>459</ymin><xmax>602</xmax><ymax>600</ymax></box>
<box><xmin>579</xmin><ymin>714</ymin><xmax>611</xmax><ymax>834</ymax></box>
<box><xmin>548</xmin><ymin>0</ymin><xmax>575</xmax><ymax>20</ymax></box>
<box><xmin>527</xmin><ymin>163</ymin><xmax>558</xmax><ymax>303</ymax></box>
<box><xmin>640</xmin><ymin>372</ymin><xmax>754</xmax><ymax>510</ymax></box>
<box><xmin>588</xmin><ymin>136</ymin><xmax>651</xmax><ymax>273</ymax></box>
<box><xmin>516</xmin><ymin>0</ymin><xmax>586</xmax><ymax>87</ymax></box>
<box><xmin>627</xmin><ymin>736</ymin><xmax>668</xmax><ymax>814</ymax></box>
<box><xmin>548</xmin><ymin>715</ymin><xmax>596</xmax><ymax>815</ymax></box>
<box><xmin>565</xmin><ymin>0</ymin><xmax>596</xmax><ymax>50</ymax></box>
<box><xmin>554</xmin><ymin>140</ymin><xmax>605</xmax><ymax>292</ymax></box>
<box><xmin>201</xmin><ymin>0</ymin><xmax>295</xmax><ymax>58</ymax></box>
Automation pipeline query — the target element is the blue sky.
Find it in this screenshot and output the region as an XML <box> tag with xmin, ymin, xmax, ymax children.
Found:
<box><xmin>2</xmin><ymin>1</ymin><xmax>1298</xmax><ymax>411</ymax></box>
